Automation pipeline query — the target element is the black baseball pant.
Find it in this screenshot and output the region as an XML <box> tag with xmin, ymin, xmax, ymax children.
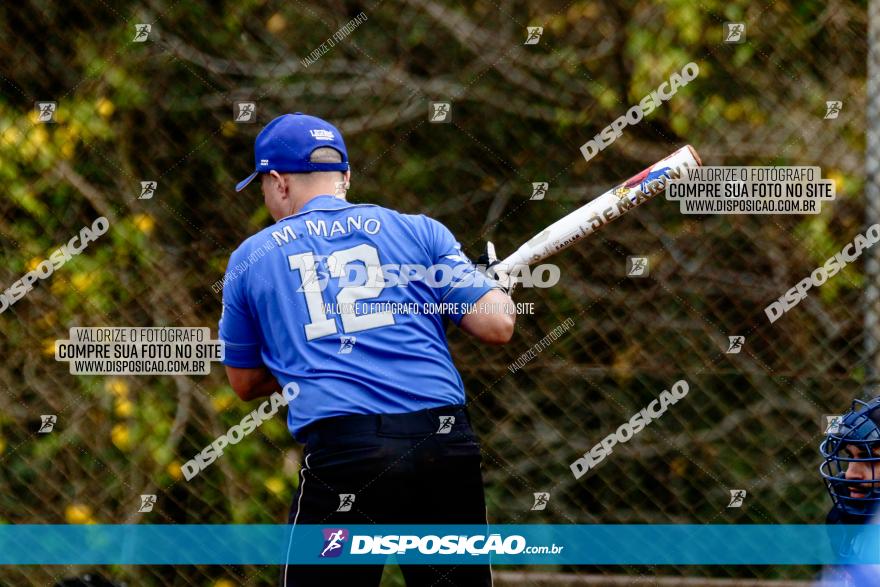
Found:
<box><xmin>280</xmin><ymin>403</ymin><xmax>492</xmax><ymax>586</ymax></box>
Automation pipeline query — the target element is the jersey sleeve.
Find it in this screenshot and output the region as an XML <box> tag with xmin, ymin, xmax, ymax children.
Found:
<box><xmin>219</xmin><ymin>246</ymin><xmax>264</xmax><ymax>368</ymax></box>
<box><xmin>421</xmin><ymin>216</ymin><xmax>495</xmax><ymax>325</ymax></box>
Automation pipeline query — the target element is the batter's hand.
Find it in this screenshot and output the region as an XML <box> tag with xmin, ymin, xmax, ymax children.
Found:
<box><xmin>476</xmin><ymin>241</ymin><xmax>516</xmax><ymax>296</ymax></box>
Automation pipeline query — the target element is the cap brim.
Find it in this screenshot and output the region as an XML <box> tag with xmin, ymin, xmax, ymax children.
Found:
<box><xmin>235</xmin><ymin>171</ymin><xmax>259</xmax><ymax>192</ymax></box>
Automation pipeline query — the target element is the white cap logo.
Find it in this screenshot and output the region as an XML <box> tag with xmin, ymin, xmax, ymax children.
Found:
<box><xmin>309</xmin><ymin>129</ymin><xmax>334</xmax><ymax>140</ymax></box>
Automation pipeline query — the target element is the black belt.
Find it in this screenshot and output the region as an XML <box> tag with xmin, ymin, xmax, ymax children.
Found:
<box><xmin>302</xmin><ymin>404</ymin><xmax>471</xmax><ymax>447</ymax></box>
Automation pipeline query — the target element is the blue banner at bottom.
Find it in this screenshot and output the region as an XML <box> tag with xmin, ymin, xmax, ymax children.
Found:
<box><xmin>0</xmin><ymin>524</ymin><xmax>878</xmax><ymax>565</ymax></box>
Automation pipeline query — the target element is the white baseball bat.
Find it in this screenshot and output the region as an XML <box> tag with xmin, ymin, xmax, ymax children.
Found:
<box><xmin>500</xmin><ymin>145</ymin><xmax>702</xmax><ymax>268</ymax></box>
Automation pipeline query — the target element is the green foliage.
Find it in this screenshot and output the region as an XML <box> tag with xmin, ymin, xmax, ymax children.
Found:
<box><xmin>0</xmin><ymin>0</ymin><xmax>869</xmax><ymax>584</ymax></box>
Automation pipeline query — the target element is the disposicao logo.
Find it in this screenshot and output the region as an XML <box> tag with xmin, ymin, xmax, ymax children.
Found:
<box><xmin>320</xmin><ymin>528</ymin><xmax>349</xmax><ymax>558</ymax></box>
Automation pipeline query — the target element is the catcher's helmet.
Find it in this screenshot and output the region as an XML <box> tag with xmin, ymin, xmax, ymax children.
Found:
<box><xmin>820</xmin><ymin>397</ymin><xmax>880</xmax><ymax>519</ymax></box>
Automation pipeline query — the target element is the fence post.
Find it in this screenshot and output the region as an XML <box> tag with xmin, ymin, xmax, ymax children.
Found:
<box><xmin>866</xmin><ymin>0</ymin><xmax>880</xmax><ymax>396</ymax></box>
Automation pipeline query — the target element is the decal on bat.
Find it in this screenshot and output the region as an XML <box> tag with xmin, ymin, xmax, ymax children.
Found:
<box><xmin>625</xmin><ymin>165</ymin><xmax>672</xmax><ymax>191</ymax></box>
<box><xmin>614</xmin><ymin>165</ymin><xmax>677</xmax><ymax>203</ymax></box>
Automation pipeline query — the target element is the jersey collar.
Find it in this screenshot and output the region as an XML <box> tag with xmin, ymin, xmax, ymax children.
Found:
<box><xmin>300</xmin><ymin>194</ymin><xmax>350</xmax><ymax>213</ymax></box>
<box><xmin>277</xmin><ymin>194</ymin><xmax>353</xmax><ymax>222</ymax></box>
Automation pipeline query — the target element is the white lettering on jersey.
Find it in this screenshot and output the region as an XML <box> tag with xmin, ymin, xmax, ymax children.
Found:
<box><xmin>305</xmin><ymin>216</ymin><xmax>381</xmax><ymax>238</ymax></box>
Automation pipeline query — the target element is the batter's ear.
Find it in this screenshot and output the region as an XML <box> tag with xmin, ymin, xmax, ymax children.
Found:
<box><xmin>334</xmin><ymin>171</ymin><xmax>351</xmax><ymax>198</ymax></box>
<box><xmin>266</xmin><ymin>170</ymin><xmax>291</xmax><ymax>197</ymax></box>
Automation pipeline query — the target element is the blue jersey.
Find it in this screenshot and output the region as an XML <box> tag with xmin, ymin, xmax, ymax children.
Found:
<box><xmin>219</xmin><ymin>195</ymin><xmax>494</xmax><ymax>441</ymax></box>
<box><xmin>819</xmin><ymin>505</ymin><xmax>880</xmax><ymax>585</ymax></box>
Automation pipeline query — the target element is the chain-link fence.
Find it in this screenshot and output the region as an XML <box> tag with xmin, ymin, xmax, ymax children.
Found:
<box><xmin>0</xmin><ymin>0</ymin><xmax>873</xmax><ymax>585</ymax></box>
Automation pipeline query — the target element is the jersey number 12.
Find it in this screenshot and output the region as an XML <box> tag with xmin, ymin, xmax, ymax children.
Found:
<box><xmin>288</xmin><ymin>244</ymin><xmax>395</xmax><ymax>341</ymax></box>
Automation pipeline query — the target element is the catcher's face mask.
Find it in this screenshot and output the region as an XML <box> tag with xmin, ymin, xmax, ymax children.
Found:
<box><xmin>820</xmin><ymin>397</ymin><xmax>880</xmax><ymax>519</ymax></box>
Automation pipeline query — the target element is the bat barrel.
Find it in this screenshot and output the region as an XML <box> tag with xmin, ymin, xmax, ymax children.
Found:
<box><xmin>499</xmin><ymin>145</ymin><xmax>702</xmax><ymax>268</ymax></box>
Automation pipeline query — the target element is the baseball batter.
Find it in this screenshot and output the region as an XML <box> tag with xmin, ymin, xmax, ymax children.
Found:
<box><xmin>220</xmin><ymin>112</ymin><xmax>516</xmax><ymax>586</ymax></box>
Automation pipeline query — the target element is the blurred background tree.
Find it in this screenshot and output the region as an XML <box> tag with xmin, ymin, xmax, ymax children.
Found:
<box><xmin>0</xmin><ymin>0</ymin><xmax>869</xmax><ymax>584</ymax></box>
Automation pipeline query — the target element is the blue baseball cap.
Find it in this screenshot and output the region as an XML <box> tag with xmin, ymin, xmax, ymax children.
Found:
<box><xmin>235</xmin><ymin>112</ymin><xmax>349</xmax><ymax>192</ymax></box>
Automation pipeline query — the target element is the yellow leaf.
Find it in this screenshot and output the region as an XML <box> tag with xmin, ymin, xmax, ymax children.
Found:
<box><xmin>26</xmin><ymin>257</ymin><xmax>43</xmax><ymax>272</ymax></box>
<box><xmin>265</xmin><ymin>476</ymin><xmax>285</xmax><ymax>495</ymax></box>
<box><xmin>0</xmin><ymin>436</ymin><xmax>6</xmax><ymax>456</ymax></box>
<box><xmin>111</xmin><ymin>423</ymin><xmax>131</xmax><ymax>450</ymax></box>
<box><xmin>65</xmin><ymin>504</ymin><xmax>95</xmax><ymax>524</ymax></box>
<box><xmin>221</xmin><ymin>120</ymin><xmax>237</xmax><ymax>137</ymax></box>
<box><xmin>71</xmin><ymin>272</ymin><xmax>94</xmax><ymax>291</ymax></box>
<box><xmin>723</xmin><ymin>102</ymin><xmax>744</xmax><ymax>121</ymax></box>
<box><xmin>30</xmin><ymin>126</ymin><xmax>48</xmax><ymax>148</ymax></box>
<box><xmin>214</xmin><ymin>580</ymin><xmax>236</xmax><ymax>587</ymax></box>
<box><xmin>106</xmin><ymin>379</ymin><xmax>129</xmax><ymax>397</ymax></box>
<box><xmin>132</xmin><ymin>213</ymin><xmax>155</xmax><ymax>235</ymax></box>
<box><xmin>212</xmin><ymin>394</ymin><xmax>235</xmax><ymax>412</ymax></box>
<box><xmin>115</xmin><ymin>398</ymin><xmax>133</xmax><ymax>418</ymax></box>
<box><xmin>61</xmin><ymin>142</ymin><xmax>76</xmax><ymax>159</ymax></box>
<box><xmin>167</xmin><ymin>461</ymin><xmax>183</xmax><ymax>481</ymax></box>
<box><xmin>266</xmin><ymin>13</ymin><xmax>287</xmax><ymax>34</ymax></box>
<box><xmin>825</xmin><ymin>170</ymin><xmax>845</xmax><ymax>195</ymax></box>
<box><xmin>2</xmin><ymin>126</ymin><xmax>22</xmax><ymax>147</ymax></box>
<box><xmin>97</xmin><ymin>98</ymin><xmax>115</xmax><ymax>119</ymax></box>
<box><xmin>43</xmin><ymin>338</ymin><xmax>57</xmax><ymax>356</ymax></box>
<box><xmin>670</xmin><ymin>457</ymin><xmax>687</xmax><ymax>477</ymax></box>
